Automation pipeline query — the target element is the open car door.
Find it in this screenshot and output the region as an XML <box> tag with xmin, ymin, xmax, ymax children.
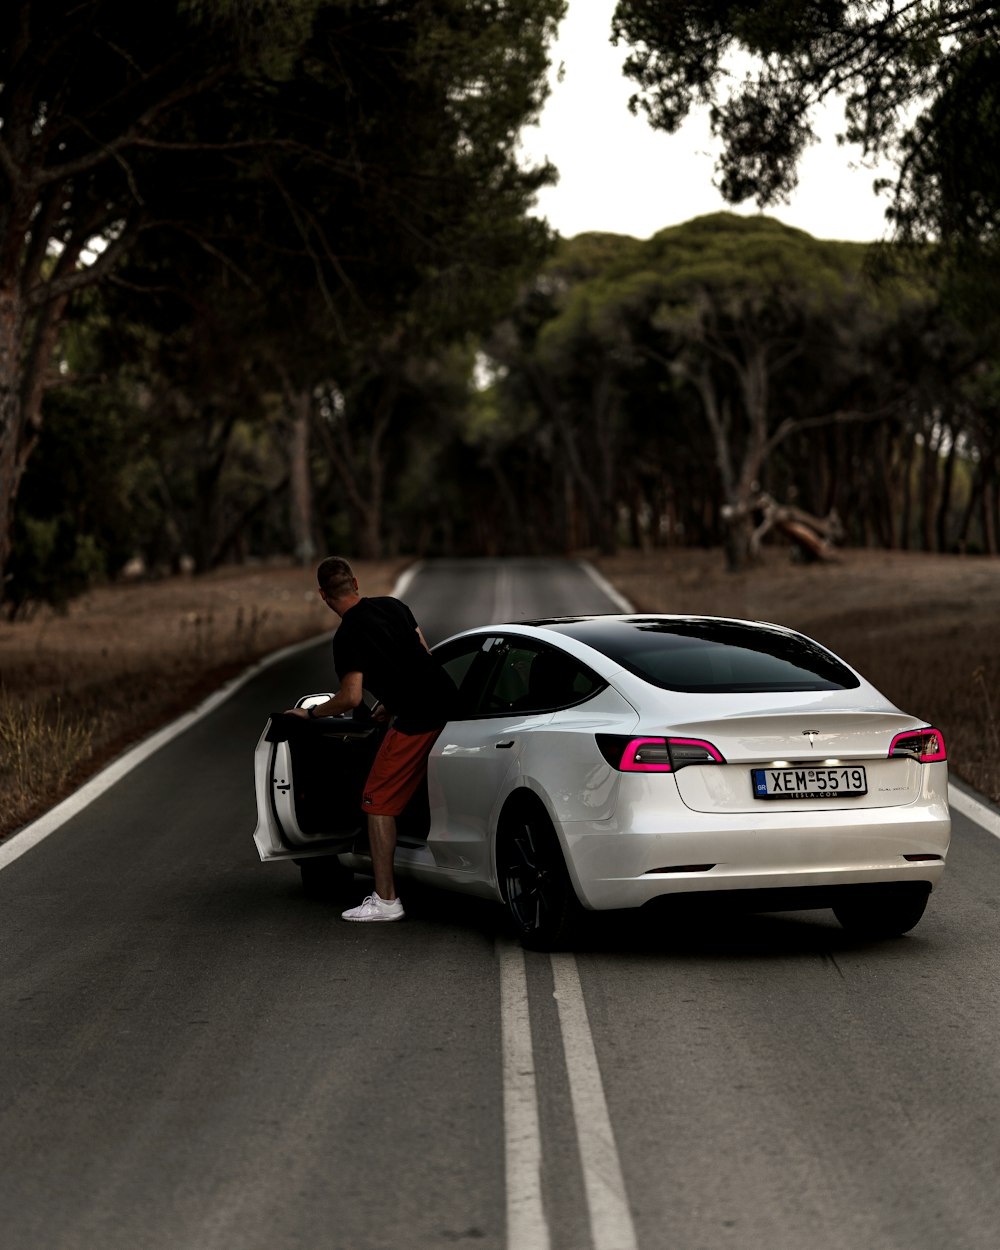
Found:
<box><xmin>253</xmin><ymin>700</ymin><xmax>384</xmax><ymax>861</ymax></box>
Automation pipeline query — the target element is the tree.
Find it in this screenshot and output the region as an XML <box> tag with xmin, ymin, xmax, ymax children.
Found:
<box><xmin>488</xmin><ymin>213</ymin><xmax>929</xmax><ymax>568</ymax></box>
<box><xmin>0</xmin><ymin>0</ymin><xmax>314</xmax><ymax>601</ymax></box>
<box><xmin>610</xmin><ymin>1</ymin><xmax>1000</xmax><ymax>244</ymax></box>
<box><xmin>1</xmin><ymin>0</ymin><xmax>566</xmax><ymax>603</ymax></box>
<box><xmin>485</xmin><ymin>232</ymin><xmax>645</xmax><ymax>554</ymax></box>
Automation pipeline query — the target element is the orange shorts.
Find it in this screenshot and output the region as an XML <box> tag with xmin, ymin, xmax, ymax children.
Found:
<box><xmin>362</xmin><ymin>726</ymin><xmax>441</xmax><ymax>817</ymax></box>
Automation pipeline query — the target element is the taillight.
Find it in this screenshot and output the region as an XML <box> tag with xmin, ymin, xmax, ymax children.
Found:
<box><xmin>596</xmin><ymin>734</ymin><xmax>725</xmax><ymax>772</ymax></box>
<box><xmin>889</xmin><ymin>728</ymin><xmax>947</xmax><ymax>763</ymax></box>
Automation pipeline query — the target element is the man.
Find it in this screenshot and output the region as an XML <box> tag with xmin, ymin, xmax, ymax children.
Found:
<box><xmin>286</xmin><ymin>556</ymin><xmax>455</xmax><ymax>922</ymax></box>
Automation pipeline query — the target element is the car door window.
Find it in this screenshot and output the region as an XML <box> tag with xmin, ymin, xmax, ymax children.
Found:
<box><xmin>433</xmin><ymin>636</ymin><xmax>499</xmax><ymax>719</ymax></box>
<box><xmin>479</xmin><ymin>640</ymin><xmax>604</xmax><ymax>715</ymax></box>
<box><xmin>484</xmin><ymin>644</ymin><xmax>536</xmax><ymax>711</ymax></box>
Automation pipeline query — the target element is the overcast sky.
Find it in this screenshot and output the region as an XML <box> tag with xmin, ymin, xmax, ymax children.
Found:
<box><xmin>517</xmin><ymin>1</ymin><xmax>895</xmax><ymax>243</ymax></box>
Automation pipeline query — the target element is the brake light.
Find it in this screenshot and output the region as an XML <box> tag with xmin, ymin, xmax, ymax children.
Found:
<box><xmin>888</xmin><ymin>728</ymin><xmax>947</xmax><ymax>763</ymax></box>
<box><xmin>596</xmin><ymin>734</ymin><xmax>725</xmax><ymax>772</ymax></box>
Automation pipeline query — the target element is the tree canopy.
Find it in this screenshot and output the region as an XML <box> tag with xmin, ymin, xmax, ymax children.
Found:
<box><xmin>4</xmin><ymin>6</ymin><xmax>1000</xmax><ymax>610</ymax></box>
<box><xmin>611</xmin><ymin>1</ymin><xmax>1000</xmax><ymax>249</ymax></box>
<box><xmin>0</xmin><ymin>0</ymin><xmax>566</xmax><ymax>606</ymax></box>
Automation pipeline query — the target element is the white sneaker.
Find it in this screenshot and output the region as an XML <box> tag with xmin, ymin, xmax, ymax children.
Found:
<box><xmin>341</xmin><ymin>892</ymin><xmax>405</xmax><ymax>922</ymax></box>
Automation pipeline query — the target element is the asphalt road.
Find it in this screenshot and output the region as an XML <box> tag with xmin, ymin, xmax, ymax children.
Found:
<box><xmin>1</xmin><ymin>558</ymin><xmax>998</xmax><ymax>1250</ymax></box>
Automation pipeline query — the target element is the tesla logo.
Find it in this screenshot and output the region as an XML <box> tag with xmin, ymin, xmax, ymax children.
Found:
<box><xmin>802</xmin><ymin>730</ymin><xmax>820</xmax><ymax>748</ymax></box>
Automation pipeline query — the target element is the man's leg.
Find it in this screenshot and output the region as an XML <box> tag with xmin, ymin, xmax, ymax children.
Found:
<box><xmin>368</xmin><ymin>812</ymin><xmax>398</xmax><ymax>901</ymax></box>
<box><xmin>341</xmin><ymin>811</ymin><xmax>404</xmax><ymax>919</ymax></box>
<box><xmin>344</xmin><ymin>727</ymin><xmax>437</xmax><ymax>918</ymax></box>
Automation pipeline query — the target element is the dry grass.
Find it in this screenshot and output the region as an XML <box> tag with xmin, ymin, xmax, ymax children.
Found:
<box><xmin>0</xmin><ymin>698</ymin><xmax>96</xmax><ymax>810</ymax></box>
<box><xmin>594</xmin><ymin>547</ymin><xmax>1000</xmax><ymax>804</ymax></box>
<box><xmin>1</xmin><ymin>547</ymin><xmax>996</xmax><ymax>841</ymax></box>
<box><xmin>0</xmin><ymin>559</ymin><xmax>408</xmax><ymax>837</ymax></box>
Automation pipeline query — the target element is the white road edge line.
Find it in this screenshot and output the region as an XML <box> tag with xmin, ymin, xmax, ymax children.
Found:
<box><xmin>948</xmin><ymin>784</ymin><xmax>1000</xmax><ymax>841</ymax></box>
<box><xmin>578</xmin><ymin>560</ymin><xmax>635</xmax><ymax>613</ymax></box>
<box><xmin>393</xmin><ymin>560</ymin><xmax>423</xmax><ymax>602</ymax></box>
<box><xmin>498</xmin><ymin>938</ymin><xmax>551</xmax><ymax>1250</ymax></box>
<box><xmin>551</xmin><ymin>953</ymin><xmax>639</xmax><ymax>1250</ymax></box>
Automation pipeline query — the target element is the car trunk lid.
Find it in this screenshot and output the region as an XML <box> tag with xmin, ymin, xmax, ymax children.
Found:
<box><xmin>659</xmin><ymin>704</ymin><xmax>927</xmax><ymax>814</ymax></box>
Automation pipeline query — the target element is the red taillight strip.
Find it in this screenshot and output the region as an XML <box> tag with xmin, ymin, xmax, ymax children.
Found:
<box><xmin>669</xmin><ymin>737</ymin><xmax>726</xmax><ymax>762</ymax></box>
<box><xmin>617</xmin><ymin>736</ymin><xmax>725</xmax><ymax>772</ymax></box>
<box><xmin>889</xmin><ymin>728</ymin><xmax>947</xmax><ymax>763</ymax></box>
<box><xmin>620</xmin><ymin>738</ymin><xmax>673</xmax><ymax>772</ymax></box>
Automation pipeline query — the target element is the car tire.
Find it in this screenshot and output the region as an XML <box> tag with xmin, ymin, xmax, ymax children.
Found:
<box><xmin>296</xmin><ymin>857</ymin><xmax>354</xmax><ymax>901</ymax></box>
<box><xmin>496</xmin><ymin>802</ymin><xmax>581</xmax><ymax>951</ymax></box>
<box><xmin>832</xmin><ymin>883</ymin><xmax>931</xmax><ymax>938</ymax></box>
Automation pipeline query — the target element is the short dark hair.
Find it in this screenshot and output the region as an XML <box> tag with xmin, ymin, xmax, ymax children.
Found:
<box><xmin>317</xmin><ymin>556</ymin><xmax>356</xmax><ymax>598</ymax></box>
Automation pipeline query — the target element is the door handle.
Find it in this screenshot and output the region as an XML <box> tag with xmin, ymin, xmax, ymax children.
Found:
<box><xmin>495</xmin><ymin>740</ymin><xmax>515</xmax><ymax>749</ymax></box>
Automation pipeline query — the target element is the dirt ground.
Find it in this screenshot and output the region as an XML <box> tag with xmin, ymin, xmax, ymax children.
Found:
<box><xmin>0</xmin><ymin>547</ymin><xmax>997</xmax><ymax>839</ymax></box>
<box><xmin>0</xmin><ymin>559</ymin><xmax>407</xmax><ymax>703</ymax></box>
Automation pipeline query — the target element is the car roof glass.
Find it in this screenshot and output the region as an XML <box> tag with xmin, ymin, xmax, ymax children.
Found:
<box><xmin>530</xmin><ymin>617</ymin><xmax>860</xmax><ymax>693</ymax></box>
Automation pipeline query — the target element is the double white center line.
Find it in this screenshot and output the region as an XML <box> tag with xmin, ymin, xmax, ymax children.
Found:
<box><xmin>498</xmin><ymin>939</ymin><xmax>639</xmax><ymax>1250</ymax></box>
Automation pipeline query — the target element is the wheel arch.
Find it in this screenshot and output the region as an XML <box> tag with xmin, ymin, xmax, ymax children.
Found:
<box><xmin>493</xmin><ymin>784</ymin><xmax>585</xmax><ymax>908</ymax></box>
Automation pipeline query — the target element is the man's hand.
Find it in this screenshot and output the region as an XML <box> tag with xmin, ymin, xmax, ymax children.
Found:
<box><xmin>283</xmin><ymin>672</ymin><xmax>363</xmax><ymax>721</ymax></box>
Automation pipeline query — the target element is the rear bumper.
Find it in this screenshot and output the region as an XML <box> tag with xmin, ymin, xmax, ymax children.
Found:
<box><xmin>559</xmin><ymin>802</ymin><xmax>951</xmax><ymax>911</ymax></box>
<box><xmin>640</xmin><ymin>879</ymin><xmax>934</xmax><ymax>918</ymax></box>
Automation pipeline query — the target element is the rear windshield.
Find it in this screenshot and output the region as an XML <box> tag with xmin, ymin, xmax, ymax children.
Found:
<box><xmin>544</xmin><ymin>618</ymin><xmax>860</xmax><ymax>694</ymax></box>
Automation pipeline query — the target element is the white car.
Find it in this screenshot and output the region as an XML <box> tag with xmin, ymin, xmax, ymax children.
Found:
<box><xmin>253</xmin><ymin>615</ymin><xmax>951</xmax><ymax>948</ymax></box>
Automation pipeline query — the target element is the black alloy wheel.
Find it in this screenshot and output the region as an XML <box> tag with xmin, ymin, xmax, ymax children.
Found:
<box><xmin>497</xmin><ymin>806</ymin><xmax>580</xmax><ymax>950</ymax></box>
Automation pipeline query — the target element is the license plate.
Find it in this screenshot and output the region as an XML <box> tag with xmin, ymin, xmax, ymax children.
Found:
<box><xmin>751</xmin><ymin>765</ymin><xmax>867</xmax><ymax>800</ymax></box>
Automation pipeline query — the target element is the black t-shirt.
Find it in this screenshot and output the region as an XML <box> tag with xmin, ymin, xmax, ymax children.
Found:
<box><xmin>332</xmin><ymin>597</ymin><xmax>456</xmax><ymax>734</ymax></box>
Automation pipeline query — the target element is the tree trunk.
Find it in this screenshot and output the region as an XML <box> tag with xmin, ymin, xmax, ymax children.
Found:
<box><xmin>487</xmin><ymin>453</ymin><xmax>531</xmax><ymax>554</ymax></box>
<box><xmin>685</xmin><ymin>365</ymin><xmax>751</xmax><ymax>571</ymax></box>
<box><xmin>592</xmin><ymin>368</ymin><xmax>621</xmax><ymax>557</ymax></box>
<box><xmin>984</xmin><ymin>485</ymin><xmax>997</xmax><ymax>556</ymax></box>
<box><xmin>723</xmin><ymin>511</ymin><xmax>755</xmax><ymax>572</ymax></box>
<box><xmin>527</xmin><ymin>361</ymin><xmax>620</xmax><ymax>556</ymax></box>
<box><xmin>357</xmin><ymin>497</ymin><xmax>382</xmax><ymax>562</ymax></box>
<box><xmin>0</xmin><ymin>380</ymin><xmax>20</xmax><ymax>603</ymax></box>
<box><xmin>957</xmin><ymin>459</ymin><xmax>987</xmax><ymax>551</ymax></box>
<box><xmin>877</xmin><ymin>425</ymin><xmax>899</xmax><ymax>548</ymax></box>
<box><xmin>899</xmin><ymin>434</ymin><xmax>915</xmax><ymax>550</ymax></box>
<box><xmin>919</xmin><ymin>424</ymin><xmax>938</xmax><ymax>552</ymax></box>
<box><xmin>187</xmin><ymin>408</ymin><xmax>242</xmax><ymax>573</ymax></box>
<box><xmin>287</xmin><ymin>389</ymin><xmax>316</xmax><ymax>566</ymax></box>
<box><xmin>313</xmin><ymin>381</ymin><xmax>392</xmax><ymax>562</ymax></box>
<box><xmin>935</xmin><ymin>427</ymin><xmax>958</xmax><ymax>553</ymax></box>
<box><xmin>0</xmin><ymin>286</ymin><xmax>67</xmax><ymax>608</ymax></box>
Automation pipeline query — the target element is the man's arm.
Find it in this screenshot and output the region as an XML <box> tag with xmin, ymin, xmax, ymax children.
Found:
<box><xmin>286</xmin><ymin>670</ymin><xmax>364</xmax><ymax>719</ymax></box>
<box><xmin>415</xmin><ymin>626</ymin><xmax>431</xmax><ymax>654</ymax></box>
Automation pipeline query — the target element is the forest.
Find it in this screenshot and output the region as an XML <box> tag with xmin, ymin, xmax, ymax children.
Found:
<box><xmin>3</xmin><ymin>0</ymin><xmax>1000</xmax><ymax>617</ymax></box>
